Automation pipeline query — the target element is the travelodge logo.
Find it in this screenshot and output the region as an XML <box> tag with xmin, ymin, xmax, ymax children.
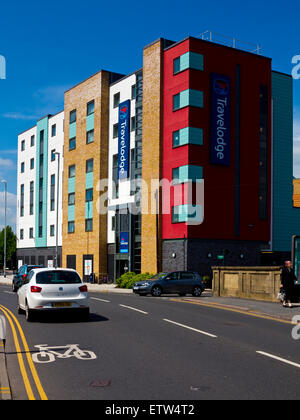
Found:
<box><xmin>213</xmin><ymin>78</ymin><xmax>230</xmax><ymax>96</ymax></box>
<box><xmin>119</xmin><ymin>105</ymin><xmax>129</xmax><ymax>120</ymax></box>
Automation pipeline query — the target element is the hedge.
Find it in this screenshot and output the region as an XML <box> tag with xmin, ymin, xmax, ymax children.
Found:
<box><xmin>116</xmin><ymin>272</ymin><xmax>154</xmax><ymax>289</ymax></box>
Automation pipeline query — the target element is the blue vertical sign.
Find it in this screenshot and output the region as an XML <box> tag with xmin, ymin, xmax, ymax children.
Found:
<box><xmin>118</xmin><ymin>100</ymin><xmax>131</xmax><ymax>179</ymax></box>
<box><xmin>210</xmin><ymin>73</ymin><xmax>231</xmax><ymax>166</ymax></box>
<box><xmin>120</xmin><ymin>232</ymin><xmax>129</xmax><ymax>254</ymax></box>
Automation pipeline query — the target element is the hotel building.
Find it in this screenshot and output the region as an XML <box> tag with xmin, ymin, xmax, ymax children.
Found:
<box><xmin>16</xmin><ymin>34</ymin><xmax>300</xmax><ymax>280</ymax></box>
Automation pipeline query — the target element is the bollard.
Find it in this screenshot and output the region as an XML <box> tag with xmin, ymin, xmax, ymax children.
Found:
<box><xmin>0</xmin><ymin>315</ymin><xmax>6</xmax><ymax>346</ymax></box>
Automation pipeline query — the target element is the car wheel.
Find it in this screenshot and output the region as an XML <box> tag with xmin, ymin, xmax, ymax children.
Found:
<box><xmin>192</xmin><ymin>286</ymin><xmax>203</xmax><ymax>297</ymax></box>
<box><xmin>25</xmin><ymin>301</ymin><xmax>35</xmax><ymax>322</ymax></box>
<box><xmin>12</xmin><ymin>283</ymin><xmax>17</xmax><ymax>293</ymax></box>
<box><xmin>179</xmin><ymin>293</ymin><xmax>186</xmax><ymax>296</ymax></box>
<box><xmin>151</xmin><ymin>286</ymin><xmax>162</xmax><ymax>297</ymax></box>
<box><xmin>17</xmin><ymin>303</ymin><xmax>24</xmax><ymax>314</ymax></box>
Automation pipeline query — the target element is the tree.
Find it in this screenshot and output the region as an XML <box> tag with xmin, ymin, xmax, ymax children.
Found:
<box><xmin>0</xmin><ymin>226</ymin><xmax>17</xmax><ymax>269</ymax></box>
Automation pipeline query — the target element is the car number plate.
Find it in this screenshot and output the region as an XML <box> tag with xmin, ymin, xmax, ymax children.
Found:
<box><xmin>52</xmin><ymin>302</ymin><xmax>72</xmax><ymax>308</ymax></box>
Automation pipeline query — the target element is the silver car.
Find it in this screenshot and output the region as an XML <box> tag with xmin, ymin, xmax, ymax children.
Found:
<box><xmin>17</xmin><ymin>268</ymin><xmax>90</xmax><ymax>322</ymax></box>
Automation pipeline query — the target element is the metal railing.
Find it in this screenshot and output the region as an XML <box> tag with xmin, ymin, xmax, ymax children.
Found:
<box><xmin>198</xmin><ymin>31</ymin><xmax>262</xmax><ymax>55</ymax></box>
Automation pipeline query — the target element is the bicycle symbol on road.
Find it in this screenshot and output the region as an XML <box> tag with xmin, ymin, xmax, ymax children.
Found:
<box><xmin>32</xmin><ymin>344</ymin><xmax>97</xmax><ymax>364</ymax></box>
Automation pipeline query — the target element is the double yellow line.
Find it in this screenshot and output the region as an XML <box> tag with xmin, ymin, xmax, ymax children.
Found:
<box><xmin>0</xmin><ymin>304</ymin><xmax>48</xmax><ymax>400</ymax></box>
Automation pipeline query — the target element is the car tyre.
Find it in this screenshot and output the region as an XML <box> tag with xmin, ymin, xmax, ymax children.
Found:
<box><xmin>17</xmin><ymin>303</ymin><xmax>24</xmax><ymax>314</ymax></box>
<box><xmin>12</xmin><ymin>283</ymin><xmax>17</xmax><ymax>293</ymax></box>
<box><xmin>179</xmin><ymin>293</ymin><xmax>186</xmax><ymax>296</ymax></box>
<box><xmin>25</xmin><ymin>301</ymin><xmax>35</xmax><ymax>322</ymax></box>
<box><xmin>192</xmin><ymin>286</ymin><xmax>203</xmax><ymax>297</ymax></box>
<box><xmin>151</xmin><ymin>286</ymin><xmax>162</xmax><ymax>297</ymax></box>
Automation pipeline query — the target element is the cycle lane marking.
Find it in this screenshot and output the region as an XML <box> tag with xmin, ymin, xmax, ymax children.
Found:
<box><xmin>32</xmin><ymin>344</ymin><xmax>97</xmax><ymax>364</ymax></box>
<box><xmin>0</xmin><ymin>304</ymin><xmax>48</xmax><ymax>400</ymax></box>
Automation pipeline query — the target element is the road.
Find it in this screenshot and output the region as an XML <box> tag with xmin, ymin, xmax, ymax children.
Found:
<box><xmin>1</xmin><ymin>283</ymin><xmax>300</xmax><ymax>400</ymax></box>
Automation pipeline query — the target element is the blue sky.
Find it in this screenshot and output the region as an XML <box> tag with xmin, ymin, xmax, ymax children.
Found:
<box><xmin>0</xmin><ymin>0</ymin><xmax>300</xmax><ymax>230</ymax></box>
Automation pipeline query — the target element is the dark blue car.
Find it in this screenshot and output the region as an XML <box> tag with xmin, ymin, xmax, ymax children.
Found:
<box><xmin>133</xmin><ymin>271</ymin><xmax>205</xmax><ymax>297</ymax></box>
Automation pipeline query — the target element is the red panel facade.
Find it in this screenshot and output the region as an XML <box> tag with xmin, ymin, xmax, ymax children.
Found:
<box><xmin>162</xmin><ymin>37</ymin><xmax>272</xmax><ymax>242</ymax></box>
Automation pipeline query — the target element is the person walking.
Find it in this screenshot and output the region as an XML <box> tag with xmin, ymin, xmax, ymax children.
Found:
<box><xmin>281</xmin><ymin>261</ymin><xmax>297</xmax><ymax>308</ymax></box>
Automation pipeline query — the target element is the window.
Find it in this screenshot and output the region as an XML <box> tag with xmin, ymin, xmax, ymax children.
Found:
<box><xmin>69</xmin><ymin>137</ymin><xmax>76</xmax><ymax>151</ymax></box>
<box><xmin>173</xmin><ymin>130</ymin><xmax>180</xmax><ymax>147</ymax></box>
<box><xmin>86</xmin><ymin>159</ymin><xmax>94</xmax><ymax>173</ymax></box>
<box><xmin>68</xmin><ymin>193</ymin><xmax>75</xmax><ymax>205</ymax></box>
<box><xmin>173</xmin><ymin>57</ymin><xmax>180</xmax><ymax>74</ymax></box>
<box><xmin>131</xmin><ymin>116</ymin><xmax>136</xmax><ymax>132</ymax></box>
<box><xmin>51</xmin><ymin>150</ymin><xmax>56</xmax><ymax>161</ymax></box>
<box><xmin>85</xmin><ymin>218</ymin><xmax>93</xmax><ymax>232</ymax></box>
<box><xmin>38</xmin><ymin>226</ymin><xmax>43</xmax><ymax>238</ymax></box>
<box><xmin>113</xmin><ymin>92</ymin><xmax>120</xmax><ymax>108</ymax></box>
<box><xmin>20</xmin><ymin>184</ymin><xmax>24</xmax><ymax>217</ymax></box>
<box><xmin>21</xmin><ymin>162</ymin><xmax>25</xmax><ymax>173</ymax></box>
<box><xmin>68</xmin><ymin>221</ymin><xmax>75</xmax><ymax>234</ymax></box>
<box><xmin>29</xmin><ymin>228</ymin><xmax>34</xmax><ymax>239</ymax></box>
<box><xmin>20</xmin><ymin>229</ymin><xmax>24</xmax><ymax>240</ymax></box>
<box><xmin>87</xmin><ymin>100</ymin><xmax>94</xmax><ymax>116</ymax></box>
<box><xmin>70</xmin><ymin>110</ymin><xmax>76</xmax><ymax>124</ymax></box>
<box><xmin>113</xmin><ymin>123</ymin><xmax>118</xmax><ymax>139</ymax></box>
<box><xmin>173</xmin><ymin>94</ymin><xmax>180</xmax><ymax>111</ymax></box>
<box><xmin>30</xmin><ymin>181</ymin><xmax>34</xmax><ymax>215</ymax></box>
<box><xmin>50</xmin><ymin>175</ymin><xmax>55</xmax><ymax>211</ymax></box>
<box><xmin>30</xmin><ymin>135</ymin><xmax>35</xmax><ymax>147</ymax></box>
<box><xmin>30</xmin><ymin>158</ymin><xmax>34</xmax><ymax>170</ymax></box>
<box><xmin>131</xmin><ymin>85</ymin><xmax>136</xmax><ymax>100</ymax></box>
<box><xmin>69</xmin><ymin>165</ymin><xmax>75</xmax><ymax>178</ymax></box>
<box><xmin>86</xmin><ymin>129</ymin><xmax>94</xmax><ymax>144</ymax></box>
<box><xmin>85</xmin><ymin>188</ymin><xmax>93</xmax><ymax>202</ymax></box>
<box><xmin>40</xmin><ymin>130</ymin><xmax>44</xmax><ymax>142</ymax></box>
<box><xmin>21</xmin><ymin>140</ymin><xmax>25</xmax><ymax>151</ymax></box>
<box><xmin>50</xmin><ymin>225</ymin><xmax>55</xmax><ymax>237</ymax></box>
<box><xmin>51</xmin><ymin>124</ymin><xmax>56</xmax><ymax>137</ymax></box>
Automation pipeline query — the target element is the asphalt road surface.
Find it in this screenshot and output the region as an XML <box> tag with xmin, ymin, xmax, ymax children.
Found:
<box><xmin>1</xmin><ymin>283</ymin><xmax>300</xmax><ymax>400</ymax></box>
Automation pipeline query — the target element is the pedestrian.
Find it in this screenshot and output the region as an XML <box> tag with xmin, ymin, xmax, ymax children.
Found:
<box><xmin>281</xmin><ymin>261</ymin><xmax>297</xmax><ymax>308</ymax></box>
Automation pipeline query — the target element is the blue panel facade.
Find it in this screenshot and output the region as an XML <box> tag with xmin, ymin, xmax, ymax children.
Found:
<box><xmin>272</xmin><ymin>71</ymin><xmax>300</xmax><ymax>251</ymax></box>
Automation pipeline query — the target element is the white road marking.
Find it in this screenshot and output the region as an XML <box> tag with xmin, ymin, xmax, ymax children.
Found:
<box><xmin>256</xmin><ymin>351</ymin><xmax>300</xmax><ymax>369</ymax></box>
<box><xmin>119</xmin><ymin>304</ymin><xmax>148</xmax><ymax>315</ymax></box>
<box><xmin>3</xmin><ymin>291</ymin><xmax>14</xmax><ymax>295</ymax></box>
<box><xmin>91</xmin><ymin>297</ymin><xmax>110</xmax><ymax>303</ymax></box>
<box><xmin>163</xmin><ymin>319</ymin><xmax>217</xmax><ymax>338</ymax></box>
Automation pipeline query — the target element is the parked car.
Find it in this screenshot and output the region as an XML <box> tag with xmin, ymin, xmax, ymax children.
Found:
<box><xmin>133</xmin><ymin>271</ymin><xmax>205</xmax><ymax>297</ymax></box>
<box><xmin>17</xmin><ymin>268</ymin><xmax>90</xmax><ymax>322</ymax></box>
<box><xmin>12</xmin><ymin>265</ymin><xmax>43</xmax><ymax>292</ymax></box>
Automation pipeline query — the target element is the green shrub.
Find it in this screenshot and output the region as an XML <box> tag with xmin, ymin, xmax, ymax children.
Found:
<box><xmin>115</xmin><ymin>272</ymin><xmax>136</xmax><ymax>288</ymax></box>
<box><xmin>115</xmin><ymin>272</ymin><xmax>154</xmax><ymax>289</ymax></box>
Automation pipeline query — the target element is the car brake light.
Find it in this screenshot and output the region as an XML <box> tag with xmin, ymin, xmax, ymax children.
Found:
<box><xmin>31</xmin><ymin>286</ymin><xmax>42</xmax><ymax>293</ymax></box>
<box><xmin>23</xmin><ymin>274</ymin><xmax>27</xmax><ymax>280</ymax></box>
<box><xmin>79</xmin><ymin>285</ymin><xmax>88</xmax><ymax>293</ymax></box>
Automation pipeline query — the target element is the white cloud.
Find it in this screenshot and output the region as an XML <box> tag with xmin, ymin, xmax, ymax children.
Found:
<box><xmin>0</xmin><ymin>157</ymin><xmax>15</xmax><ymax>168</ymax></box>
<box><xmin>0</xmin><ymin>191</ymin><xmax>17</xmax><ymax>232</ymax></box>
<box><xmin>1</xmin><ymin>112</ymin><xmax>39</xmax><ymax>121</ymax></box>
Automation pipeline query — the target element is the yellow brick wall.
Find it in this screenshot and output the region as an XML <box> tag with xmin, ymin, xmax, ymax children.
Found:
<box><xmin>62</xmin><ymin>71</ymin><xmax>110</xmax><ymax>281</ymax></box>
<box><xmin>141</xmin><ymin>40</ymin><xmax>164</xmax><ymax>274</ymax></box>
<box><xmin>293</xmin><ymin>179</ymin><xmax>300</xmax><ymax>207</ymax></box>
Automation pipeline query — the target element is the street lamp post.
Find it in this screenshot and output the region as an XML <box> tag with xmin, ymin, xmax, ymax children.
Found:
<box><xmin>1</xmin><ymin>180</ymin><xmax>7</xmax><ymax>278</ymax></box>
<box><xmin>53</xmin><ymin>152</ymin><xmax>60</xmax><ymax>269</ymax></box>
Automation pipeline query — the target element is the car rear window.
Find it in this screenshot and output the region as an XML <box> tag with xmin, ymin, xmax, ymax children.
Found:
<box><xmin>36</xmin><ymin>271</ymin><xmax>82</xmax><ymax>285</ymax></box>
<box><xmin>28</xmin><ymin>266</ymin><xmax>42</xmax><ymax>273</ymax></box>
